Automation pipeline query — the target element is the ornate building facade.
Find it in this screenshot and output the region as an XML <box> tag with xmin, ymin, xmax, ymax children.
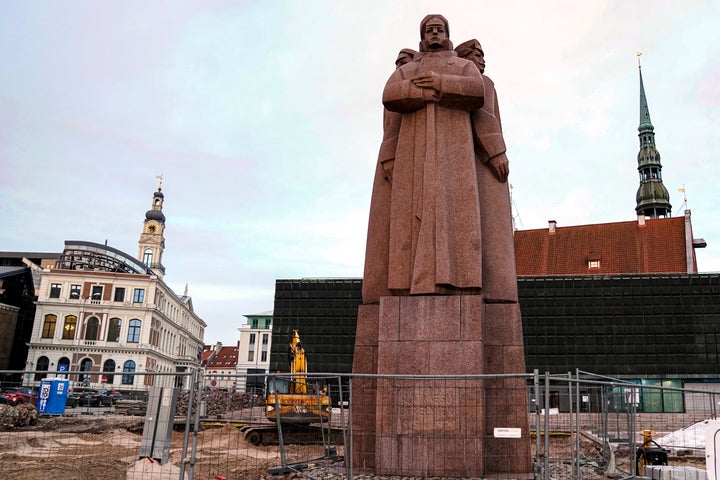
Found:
<box><xmin>23</xmin><ymin>185</ymin><xmax>206</xmax><ymax>391</ymax></box>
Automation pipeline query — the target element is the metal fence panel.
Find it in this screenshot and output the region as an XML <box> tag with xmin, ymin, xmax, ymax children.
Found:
<box><xmin>1</xmin><ymin>370</ymin><xmax>717</xmax><ymax>479</ymax></box>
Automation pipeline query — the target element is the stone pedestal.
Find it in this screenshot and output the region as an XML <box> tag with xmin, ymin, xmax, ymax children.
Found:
<box><xmin>352</xmin><ymin>303</ymin><xmax>380</xmax><ymax>471</ymax></box>
<box><xmin>352</xmin><ymin>294</ymin><xmax>531</xmax><ymax>477</ymax></box>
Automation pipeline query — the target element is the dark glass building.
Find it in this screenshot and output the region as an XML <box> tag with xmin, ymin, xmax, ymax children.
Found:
<box><xmin>271</xmin><ymin>274</ymin><xmax>720</xmax><ymax>379</ymax></box>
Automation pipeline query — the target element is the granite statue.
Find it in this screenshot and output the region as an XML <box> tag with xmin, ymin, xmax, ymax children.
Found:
<box><xmin>362</xmin><ymin>48</ymin><xmax>417</xmax><ymax>304</ymax></box>
<box><xmin>363</xmin><ymin>14</ymin><xmax>486</xmax><ymax>302</ymax></box>
<box><xmin>353</xmin><ymin>17</ymin><xmax>531</xmax><ymax>476</ymax></box>
<box><xmin>455</xmin><ymin>38</ymin><xmax>518</xmax><ymax>303</ymax></box>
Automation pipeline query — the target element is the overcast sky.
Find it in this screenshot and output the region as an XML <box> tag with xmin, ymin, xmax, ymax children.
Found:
<box><xmin>2</xmin><ymin>1</ymin><xmax>719</xmax><ymax>345</ymax></box>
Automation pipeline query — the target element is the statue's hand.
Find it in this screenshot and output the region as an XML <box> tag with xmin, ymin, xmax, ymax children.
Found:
<box><xmin>488</xmin><ymin>153</ymin><xmax>509</xmax><ymax>183</ymax></box>
<box><xmin>382</xmin><ymin>159</ymin><xmax>394</xmax><ymax>183</ymax></box>
<box><xmin>411</xmin><ymin>72</ymin><xmax>441</xmax><ymax>91</ymax></box>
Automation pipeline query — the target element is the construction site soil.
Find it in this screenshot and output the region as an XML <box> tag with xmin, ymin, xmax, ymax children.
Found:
<box><xmin>0</xmin><ymin>414</ymin><xmax>331</xmax><ymax>480</ymax></box>
<box><xmin>0</xmin><ymin>413</ymin><xmax>707</xmax><ymax>480</ymax></box>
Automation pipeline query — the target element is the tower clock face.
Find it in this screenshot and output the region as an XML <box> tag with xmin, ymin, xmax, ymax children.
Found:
<box><xmin>147</xmin><ymin>225</ymin><xmax>156</xmax><ymax>233</ymax></box>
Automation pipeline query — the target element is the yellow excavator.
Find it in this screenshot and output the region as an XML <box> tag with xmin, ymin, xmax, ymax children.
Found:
<box><xmin>265</xmin><ymin>330</ymin><xmax>331</xmax><ymax>424</ymax></box>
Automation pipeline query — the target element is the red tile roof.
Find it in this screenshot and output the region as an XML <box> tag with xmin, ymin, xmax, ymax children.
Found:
<box><xmin>201</xmin><ymin>348</ymin><xmax>214</xmax><ymax>363</ymax></box>
<box><xmin>514</xmin><ymin>216</ymin><xmax>691</xmax><ymax>276</ymax></box>
<box><xmin>205</xmin><ymin>346</ymin><xmax>239</xmax><ymax>369</ymax></box>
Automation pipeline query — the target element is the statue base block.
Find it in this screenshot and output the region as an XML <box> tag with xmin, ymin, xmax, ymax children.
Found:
<box><xmin>352</xmin><ymin>294</ymin><xmax>531</xmax><ymax>477</ymax></box>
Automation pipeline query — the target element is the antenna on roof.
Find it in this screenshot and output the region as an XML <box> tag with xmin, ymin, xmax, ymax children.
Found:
<box><xmin>675</xmin><ymin>185</ymin><xmax>688</xmax><ymax>215</ymax></box>
<box><xmin>510</xmin><ymin>183</ymin><xmax>524</xmax><ymax>231</ymax></box>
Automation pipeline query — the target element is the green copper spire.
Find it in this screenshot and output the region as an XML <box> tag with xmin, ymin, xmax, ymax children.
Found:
<box><xmin>634</xmin><ymin>53</ymin><xmax>671</xmax><ymax>218</ymax></box>
<box><xmin>638</xmin><ymin>65</ymin><xmax>654</xmax><ymax>132</ymax></box>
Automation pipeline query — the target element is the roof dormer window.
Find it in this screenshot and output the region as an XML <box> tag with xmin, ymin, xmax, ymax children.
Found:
<box><xmin>588</xmin><ymin>252</ymin><xmax>601</xmax><ymax>270</ymax></box>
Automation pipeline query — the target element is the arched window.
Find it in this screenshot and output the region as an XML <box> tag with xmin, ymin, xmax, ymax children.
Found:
<box><xmin>34</xmin><ymin>356</ymin><xmax>49</xmax><ymax>381</ymax></box>
<box><xmin>57</xmin><ymin>357</ymin><xmax>70</xmax><ymax>377</ymax></box>
<box><xmin>62</xmin><ymin>315</ymin><xmax>77</xmax><ymax>340</ymax></box>
<box><xmin>85</xmin><ymin>316</ymin><xmax>99</xmax><ymax>340</ymax></box>
<box><xmin>143</xmin><ymin>248</ymin><xmax>153</xmax><ymax>267</ymax></box>
<box><xmin>103</xmin><ymin>359</ymin><xmax>116</xmax><ymax>384</ymax></box>
<box><xmin>41</xmin><ymin>314</ymin><xmax>57</xmax><ymax>338</ymax></box>
<box><xmin>122</xmin><ymin>360</ymin><xmax>136</xmax><ymax>385</ymax></box>
<box><xmin>80</xmin><ymin>358</ymin><xmax>93</xmax><ymax>386</ymax></box>
<box><xmin>106</xmin><ymin>318</ymin><xmax>121</xmax><ymax>342</ymax></box>
<box><xmin>127</xmin><ymin>319</ymin><xmax>142</xmax><ymax>343</ymax></box>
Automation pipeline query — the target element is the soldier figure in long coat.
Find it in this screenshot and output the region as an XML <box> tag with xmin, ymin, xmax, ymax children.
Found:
<box><xmin>455</xmin><ymin>38</ymin><xmax>518</xmax><ymax>304</ymax></box>
<box><xmin>363</xmin><ymin>14</ymin><xmax>485</xmax><ymax>302</ymax></box>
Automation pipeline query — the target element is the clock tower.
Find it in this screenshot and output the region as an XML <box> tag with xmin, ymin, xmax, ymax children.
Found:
<box><xmin>138</xmin><ymin>178</ymin><xmax>166</xmax><ymax>277</ymax></box>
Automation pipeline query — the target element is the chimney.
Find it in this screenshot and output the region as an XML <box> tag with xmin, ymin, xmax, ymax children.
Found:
<box><xmin>637</xmin><ymin>214</ymin><xmax>646</xmax><ymax>227</ymax></box>
<box><xmin>548</xmin><ymin>220</ymin><xmax>557</xmax><ymax>235</ymax></box>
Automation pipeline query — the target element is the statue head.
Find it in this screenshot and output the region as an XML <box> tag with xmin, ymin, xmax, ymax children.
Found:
<box><xmin>419</xmin><ymin>14</ymin><xmax>452</xmax><ymax>52</ymax></box>
<box><xmin>395</xmin><ymin>48</ymin><xmax>418</xmax><ymax>68</ymax></box>
<box><xmin>455</xmin><ymin>39</ymin><xmax>485</xmax><ymax>73</ymax></box>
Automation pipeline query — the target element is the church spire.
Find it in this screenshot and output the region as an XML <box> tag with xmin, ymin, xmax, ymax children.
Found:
<box><xmin>634</xmin><ymin>53</ymin><xmax>671</xmax><ymax>219</ymax></box>
<box><xmin>138</xmin><ymin>177</ymin><xmax>166</xmax><ymax>277</ymax></box>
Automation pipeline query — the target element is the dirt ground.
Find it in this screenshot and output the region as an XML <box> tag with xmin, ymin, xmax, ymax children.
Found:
<box><xmin>0</xmin><ymin>415</ymin><xmax>329</xmax><ymax>480</ymax></box>
<box><xmin>0</xmin><ymin>415</ymin><xmax>708</xmax><ymax>480</ymax></box>
<box><xmin>0</xmin><ymin>416</ymin><xmax>143</xmax><ymax>480</ymax></box>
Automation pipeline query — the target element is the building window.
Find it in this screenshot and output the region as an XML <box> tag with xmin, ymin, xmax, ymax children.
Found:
<box><xmin>122</xmin><ymin>360</ymin><xmax>136</xmax><ymax>385</ymax></box>
<box><xmin>69</xmin><ymin>284</ymin><xmax>81</xmax><ymax>299</ymax></box>
<box><xmin>49</xmin><ymin>283</ymin><xmax>61</xmax><ymax>298</ymax></box>
<box><xmin>260</xmin><ymin>333</ymin><xmax>269</xmax><ymax>363</ymax></box>
<box><xmin>107</xmin><ymin>318</ymin><xmax>121</xmax><ymax>342</ymax></box>
<box><xmin>246</xmin><ymin>368</ymin><xmax>265</xmax><ymax>395</ymax></box>
<box><xmin>588</xmin><ymin>253</ymin><xmax>601</xmax><ymax>270</ymax></box>
<box><xmin>34</xmin><ymin>356</ymin><xmax>50</xmax><ymax>381</ymax></box>
<box><xmin>85</xmin><ymin>317</ymin><xmax>100</xmax><ymax>341</ymax></box>
<box><xmin>263</xmin><ymin>318</ymin><xmax>271</xmax><ymax>328</ymax></box>
<box><xmin>127</xmin><ymin>319</ymin><xmax>141</xmax><ymax>343</ymax></box>
<box><xmin>80</xmin><ymin>358</ymin><xmax>93</xmax><ymax>386</ymax></box>
<box><xmin>143</xmin><ymin>248</ymin><xmax>153</xmax><ymax>267</ymax></box>
<box><xmin>248</xmin><ymin>332</ymin><xmax>256</xmax><ymax>362</ymax></box>
<box><xmin>103</xmin><ymin>359</ymin><xmax>116</xmax><ymax>384</ymax></box>
<box><xmin>62</xmin><ymin>315</ymin><xmax>77</xmax><ymax>340</ymax></box>
<box><xmin>91</xmin><ymin>285</ymin><xmax>103</xmax><ymax>301</ymax></box>
<box><xmin>57</xmin><ymin>357</ymin><xmax>70</xmax><ymax>377</ymax></box>
<box><xmin>114</xmin><ymin>287</ymin><xmax>125</xmax><ymax>302</ymax></box>
<box><xmin>251</xmin><ymin>318</ymin><xmax>259</xmax><ymax>328</ymax></box>
<box><xmin>133</xmin><ymin>288</ymin><xmax>145</xmax><ymax>303</ymax></box>
<box><xmin>42</xmin><ymin>314</ymin><xmax>57</xmax><ymax>338</ymax></box>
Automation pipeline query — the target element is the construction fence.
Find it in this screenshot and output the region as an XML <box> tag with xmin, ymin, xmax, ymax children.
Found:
<box><xmin>0</xmin><ymin>369</ymin><xmax>717</xmax><ymax>480</ymax></box>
